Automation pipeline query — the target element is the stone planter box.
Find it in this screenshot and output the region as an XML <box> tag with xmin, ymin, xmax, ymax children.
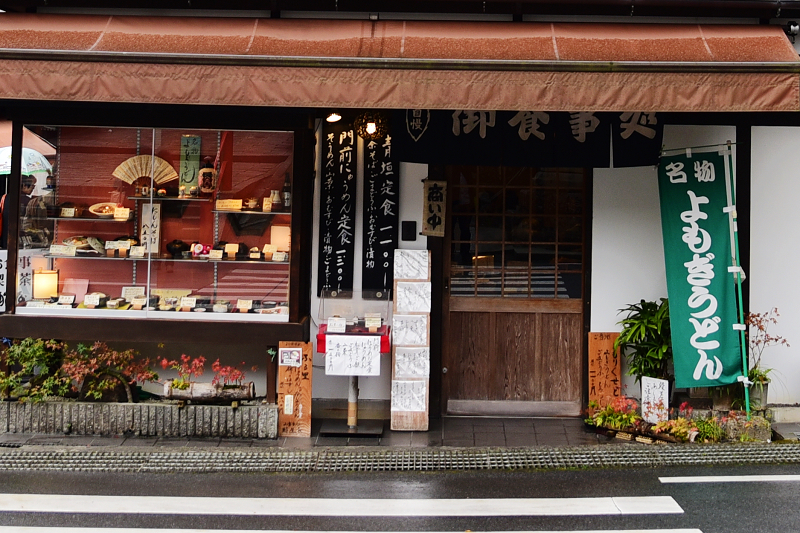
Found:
<box><xmin>0</xmin><ymin>401</ymin><xmax>278</xmax><ymax>439</ymax></box>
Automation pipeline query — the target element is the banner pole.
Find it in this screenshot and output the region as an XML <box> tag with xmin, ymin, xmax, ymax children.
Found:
<box><xmin>724</xmin><ymin>140</ymin><xmax>750</xmax><ymax>419</ymax></box>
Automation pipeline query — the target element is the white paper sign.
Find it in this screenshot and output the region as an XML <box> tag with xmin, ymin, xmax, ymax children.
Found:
<box><xmin>113</xmin><ymin>207</ymin><xmax>130</xmax><ymax>220</ymax></box>
<box><xmin>395</xmin><ymin>281</ymin><xmax>432</xmax><ymax>314</ymax></box>
<box><xmin>209</xmin><ymin>249</ymin><xmax>224</xmax><ymax>260</ymax></box>
<box><xmin>180</xmin><ymin>297</ymin><xmax>196</xmax><ymax>309</ymax></box>
<box><xmin>641</xmin><ymin>376</ymin><xmax>669</xmax><ymax>424</ymax></box>
<box><xmin>105</xmin><ymin>240</ymin><xmax>131</xmax><ymax>250</ymax></box>
<box><xmin>216</xmin><ymin>199</ymin><xmax>243</xmax><ymax>211</ymax></box>
<box><xmin>392</xmin><ymin>315</ymin><xmax>428</xmax><ymax>346</ymax></box>
<box><xmin>279</xmin><ymin>347</ymin><xmax>302</xmax><ymax>367</ymax></box>
<box><xmin>140</xmin><ymin>203</ymin><xmax>162</xmax><ymax>254</ymax></box>
<box><xmin>16</xmin><ymin>249</ymin><xmax>36</xmax><ymax>303</ymax></box>
<box><xmin>325</xmin><ymin>335</ymin><xmax>381</xmax><ymax>376</ymax></box>
<box><xmin>394</xmin><ymin>249</ymin><xmax>430</xmax><ymax>280</ymax></box>
<box><xmin>49</xmin><ymin>244</ymin><xmax>77</xmax><ymax>256</ymax></box>
<box><xmin>394</xmin><ymin>347</ymin><xmax>431</xmax><ymax>378</ymax></box>
<box><xmin>391</xmin><ymin>380</ymin><xmax>427</xmax><ymax>412</ymax></box>
<box><xmin>84</xmin><ymin>294</ymin><xmax>101</xmax><ymax>307</ymax></box>
<box><xmin>57</xmin><ymin>294</ymin><xmax>75</xmax><ymax>305</ymax></box>
<box><xmin>327</xmin><ymin>316</ymin><xmax>347</xmax><ymax>333</ymax></box>
<box><xmin>272</xmin><ymin>251</ymin><xmax>287</xmax><ymax>262</ymax></box>
<box><xmin>236</xmin><ymin>299</ymin><xmax>253</xmax><ymax>310</ymax></box>
<box><xmin>60</xmin><ymin>207</ymin><xmax>76</xmax><ymax>218</ymax></box>
<box><xmin>130</xmin><ymin>246</ymin><xmax>146</xmax><ymax>258</ymax></box>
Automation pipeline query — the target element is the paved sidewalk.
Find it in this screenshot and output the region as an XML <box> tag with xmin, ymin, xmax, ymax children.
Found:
<box><xmin>0</xmin><ymin>417</ymin><xmax>798</xmax><ymax>473</ymax></box>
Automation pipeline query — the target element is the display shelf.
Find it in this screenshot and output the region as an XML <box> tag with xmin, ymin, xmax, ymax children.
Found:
<box><xmin>128</xmin><ymin>196</ymin><xmax>211</xmax><ymax>202</ymax></box>
<box><xmin>213</xmin><ymin>209</ymin><xmax>291</xmax><ymax>216</ymax></box>
<box><xmin>41</xmin><ymin>215</ymin><xmax>134</xmax><ymax>222</ymax></box>
<box><xmin>44</xmin><ymin>253</ymin><xmax>290</xmax><ymax>265</ymax></box>
<box><xmin>15</xmin><ymin>306</ymin><xmax>290</xmax><ymax>322</ymax></box>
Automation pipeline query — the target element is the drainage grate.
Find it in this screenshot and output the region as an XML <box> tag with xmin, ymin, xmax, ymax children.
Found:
<box><xmin>0</xmin><ymin>444</ymin><xmax>799</xmax><ymax>473</ymax></box>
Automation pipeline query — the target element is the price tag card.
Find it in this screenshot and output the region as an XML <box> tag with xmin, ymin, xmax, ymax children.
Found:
<box><xmin>180</xmin><ymin>297</ymin><xmax>196</xmax><ymax>309</ymax></box>
<box><xmin>224</xmin><ymin>243</ymin><xmax>240</xmax><ymax>254</ymax></box>
<box><xmin>262</xmin><ymin>198</ymin><xmax>273</xmax><ymax>212</ymax></box>
<box><xmin>236</xmin><ymin>299</ymin><xmax>253</xmax><ymax>310</ymax></box>
<box><xmin>249</xmin><ymin>252</ymin><xmax>261</xmax><ymax>259</ymax></box>
<box><xmin>58</xmin><ymin>294</ymin><xmax>76</xmax><ymax>305</ymax></box>
<box><xmin>60</xmin><ymin>207</ymin><xmax>76</xmax><ymax>218</ymax></box>
<box><xmin>113</xmin><ymin>207</ymin><xmax>130</xmax><ymax>220</ymax></box>
<box><xmin>131</xmin><ymin>296</ymin><xmax>148</xmax><ymax>309</ymax></box>
<box><xmin>327</xmin><ymin>316</ymin><xmax>347</xmax><ymax>333</ymax></box>
<box><xmin>84</xmin><ymin>294</ymin><xmax>101</xmax><ymax>307</ymax></box>
<box><xmin>25</xmin><ymin>301</ymin><xmax>46</xmax><ymax>308</ymax></box>
<box><xmin>364</xmin><ymin>316</ymin><xmax>382</xmax><ymax>329</ymax></box>
<box><xmin>272</xmin><ymin>251</ymin><xmax>287</xmax><ymax>262</ymax></box>
<box><xmin>262</xmin><ymin>244</ymin><xmax>277</xmax><ymax>254</ymax></box>
<box><xmin>49</xmin><ymin>244</ymin><xmax>77</xmax><ymax>256</ymax></box>
<box><xmin>216</xmin><ymin>199</ymin><xmax>243</xmax><ymax>211</ymax></box>
<box><xmin>130</xmin><ymin>246</ymin><xmax>146</xmax><ymax>258</ymax></box>
<box><xmin>209</xmin><ymin>249</ymin><xmax>224</xmax><ymax>260</ymax></box>
<box><xmin>105</xmin><ymin>240</ymin><xmax>132</xmax><ymax>250</ymax></box>
<box><xmin>44</xmin><ymin>302</ymin><xmax>60</xmax><ymax>308</ymax></box>
<box><xmin>121</xmin><ymin>286</ymin><xmax>146</xmax><ymax>301</ymax></box>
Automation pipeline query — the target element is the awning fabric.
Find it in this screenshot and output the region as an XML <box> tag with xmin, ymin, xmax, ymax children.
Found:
<box><xmin>0</xmin><ymin>14</ymin><xmax>798</xmax><ymax>112</ymax></box>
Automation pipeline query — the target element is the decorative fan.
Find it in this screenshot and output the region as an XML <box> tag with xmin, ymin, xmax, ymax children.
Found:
<box><xmin>112</xmin><ymin>155</ymin><xmax>178</xmax><ymax>185</ymax></box>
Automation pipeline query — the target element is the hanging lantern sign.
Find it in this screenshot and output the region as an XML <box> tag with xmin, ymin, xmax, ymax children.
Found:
<box><xmin>422</xmin><ymin>180</ymin><xmax>446</xmax><ymax>237</ymax></box>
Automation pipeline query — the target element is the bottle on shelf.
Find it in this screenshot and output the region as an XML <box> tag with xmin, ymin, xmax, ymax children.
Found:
<box><xmin>282</xmin><ymin>172</ymin><xmax>292</xmax><ymax>211</ymax></box>
<box><xmin>270</xmin><ymin>189</ymin><xmax>282</xmax><ymax>212</ymax></box>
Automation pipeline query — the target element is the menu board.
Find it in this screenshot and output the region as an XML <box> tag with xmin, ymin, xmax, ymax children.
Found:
<box><xmin>317</xmin><ymin>121</ymin><xmax>357</xmax><ymax>296</ymax></box>
<box><xmin>361</xmin><ymin>133</ymin><xmax>399</xmax><ymax>295</ymax></box>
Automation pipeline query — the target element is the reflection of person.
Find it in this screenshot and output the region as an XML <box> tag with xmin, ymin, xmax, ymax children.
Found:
<box><xmin>20</xmin><ymin>176</ymin><xmax>51</xmax><ymax>248</ymax></box>
<box><xmin>1</xmin><ymin>176</ymin><xmax>36</xmax><ymax>249</ymax></box>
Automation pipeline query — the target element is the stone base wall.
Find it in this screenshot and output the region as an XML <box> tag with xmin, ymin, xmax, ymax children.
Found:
<box><xmin>0</xmin><ymin>401</ymin><xmax>278</xmax><ymax>439</ymax></box>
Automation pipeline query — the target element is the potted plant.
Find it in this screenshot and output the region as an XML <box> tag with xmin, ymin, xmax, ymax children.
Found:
<box><xmin>743</xmin><ymin>308</ymin><xmax>789</xmax><ymax>409</ymax></box>
<box><xmin>159</xmin><ymin>354</ymin><xmax>256</xmax><ymax>402</ymax></box>
<box><xmin>613</xmin><ymin>298</ymin><xmax>673</xmax><ymax>384</ymax></box>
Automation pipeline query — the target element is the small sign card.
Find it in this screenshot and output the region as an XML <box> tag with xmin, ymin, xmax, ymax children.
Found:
<box><xmin>364</xmin><ymin>315</ymin><xmax>382</xmax><ymax>329</ymax></box>
<box><xmin>105</xmin><ymin>240</ymin><xmax>132</xmax><ymax>250</ymax></box>
<box><xmin>84</xmin><ymin>294</ymin><xmax>101</xmax><ymax>307</ymax></box>
<box><xmin>131</xmin><ymin>296</ymin><xmax>148</xmax><ymax>310</ymax></box>
<box><xmin>279</xmin><ymin>347</ymin><xmax>303</xmax><ymax>367</ymax></box>
<box><xmin>272</xmin><ymin>251</ymin><xmax>287</xmax><ymax>262</ymax></box>
<box><xmin>216</xmin><ymin>199</ymin><xmax>243</xmax><ymax>211</ymax></box>
<box><xmin>249</xmin><ymin>251</ymin><xmax>261</xmax><ymax>259</ymax></box>
<box><xmin>25</xmin><ymin>301</ymin><xmax>46</xmax><ymax>308</ymax></box>
<box><xmin>327</xmin><ymin>316</ymin><xmax>347</xmax><ymax>333</ymax></box>
<box><xmin>209</xmin><ymin>249</ymin><xmax>224</xmax><ymax>260</ymax></box>
<box><xmin>236</xmin><ymin>299</ymin><xmax>253</xmax><ymax>312</ymax></box>
<box><xmin>262</xmin><ymin>244</ymin><xmax>277</xmax><ymax>254</ymax></box>
<box><xmin>49</xmin><ymin>244</ymin><xmax>77</xmax><ymax>256</ymax></box>
<box><xmin>60</xmin><ymin>207</ymin><xmax>76</xmax><ymax>218</ymax></box>
<box><xmin>641</xmin><ymin>376</ymin><xmax>669</xmax><ymax>424</ymax></box>
<box><xmin>180</xmin><ymin>296</ymin><xmax>196</xmax><ymax>310</ymax></box>
<box><xmin>225</xmin><ymin>243</ymin><xmax>239</xmax><ymax>259</ymax></box>
<box><xmin>113</xmin><ymin>207</ymin><xmax>131</xmax><ymax>220</ymax></box>
<box><xmin>129</xmin><ymin>246</ymin><xmax>146</xmax><ymax>258</ymax></box>
<box><xmin>57</xmin><ymin>294</ymin><xmax>75</xmax><ymax>305</ymax></box>
<box><xmin>121</xmin><ymin>286</ymin><xmax>146</xmax><ymax>301</ymax></box>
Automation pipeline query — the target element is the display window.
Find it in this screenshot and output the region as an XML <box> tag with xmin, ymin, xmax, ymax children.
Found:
<box><xmin>14</xmin><ymin>125</ymin><xmax>293</xmax><ymax>322</ymax></box>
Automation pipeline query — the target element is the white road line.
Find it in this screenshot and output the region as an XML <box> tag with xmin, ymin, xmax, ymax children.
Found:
<box><xmin>0</xmin><ymin>495</ymin><xmax>683</xmax><ymax>517</ymax></box>
<box><xmin>0</xmin><ymin>529</ymin><xmax>704</xmax><ymax>533</ymax></box>
<box><xmin>660</xmin><ymin>474</ymin><xmax>800</xmax><ymax>484</ymax></box>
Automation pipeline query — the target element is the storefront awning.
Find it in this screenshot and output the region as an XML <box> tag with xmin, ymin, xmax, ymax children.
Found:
<box><xmin>0</xmin><ymin>14</ymin><xmax>798</xmax><ymax>112</ymax></box>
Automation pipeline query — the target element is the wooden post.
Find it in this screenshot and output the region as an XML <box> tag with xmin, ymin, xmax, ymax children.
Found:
<box><xmin>277</xmin><ymin>341</ymin><xmax>312</xmax><ymax>437</ymax></box>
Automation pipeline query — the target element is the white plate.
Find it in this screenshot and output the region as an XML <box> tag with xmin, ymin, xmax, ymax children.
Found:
<box><xmin>89</xmin><ymin>202</ymin><xmax>117</xmax><ymax>218</ymax></box>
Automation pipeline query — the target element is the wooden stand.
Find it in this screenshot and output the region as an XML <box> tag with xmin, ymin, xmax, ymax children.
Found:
<box><xmin>277</xmin><ymin>341</ymin><xmax>312</xmax><ymax>437</ymax></box>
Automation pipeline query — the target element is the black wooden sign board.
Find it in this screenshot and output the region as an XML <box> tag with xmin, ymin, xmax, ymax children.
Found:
<box><xmin>362</xmin><ymin>134</ymin><xmax>399</xmax><ymax>297</ymax></box>
<box><xmin>317</xmin><ymin>122</ymin><xmax>358</xmax><ymax>296</ymax></box>
<box><xmin>392</xmin><ymin>110</ymin><xmax>663</xmax><ymax>168</ymax></box>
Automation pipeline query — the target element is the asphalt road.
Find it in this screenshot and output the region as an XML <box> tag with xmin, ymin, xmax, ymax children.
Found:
<box><xmin>0</xmin><ymin>463</ymin><xmax>798</xmax><ymax>532</ymax></box>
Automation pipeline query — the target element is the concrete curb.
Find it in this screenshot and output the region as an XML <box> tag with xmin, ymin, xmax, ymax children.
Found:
<box><xmin>1</xmin><ymin>442</ymin><xmax>799</xmax><ymax>473</ymax></box>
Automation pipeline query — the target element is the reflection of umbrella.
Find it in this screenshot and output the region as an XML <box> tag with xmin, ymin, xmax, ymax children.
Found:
<box><xmin>0</xmin><ymin>146</ymin><xmax>53</xmax><ymax>175</ymax></box>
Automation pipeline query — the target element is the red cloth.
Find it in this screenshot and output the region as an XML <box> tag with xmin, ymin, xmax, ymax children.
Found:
<box><xmin>317</xmin><ymin>324</ymin><xmax>391</xmax><ymax>353</ymax></box>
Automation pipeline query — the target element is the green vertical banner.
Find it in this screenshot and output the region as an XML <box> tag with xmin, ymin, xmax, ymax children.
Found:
<box><xmin>658</xmin><ymin>149</ymin><xmax>743</xmax><ymax>388</ymax></box>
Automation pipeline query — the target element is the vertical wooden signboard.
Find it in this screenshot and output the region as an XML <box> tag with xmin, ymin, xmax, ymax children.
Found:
<box><xmin>277</xmin><ymin>341</ymin><xmax>312</xmax><ymax>437</ymax></box>
<box><xmin>391</xmin><ymin>249</ymin><xmax>432</xmax><ymax>431</ymax></box>
<box><xmin>588</xmin><ymin>332</ymin><xmax>621</xmax><ymax>409</ymax></box>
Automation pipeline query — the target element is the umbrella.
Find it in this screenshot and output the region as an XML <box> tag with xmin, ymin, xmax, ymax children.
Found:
<box><xmin>0</xmin><ymin>146</ymin><xmax>53</xmax><ymax>175</ymax></box>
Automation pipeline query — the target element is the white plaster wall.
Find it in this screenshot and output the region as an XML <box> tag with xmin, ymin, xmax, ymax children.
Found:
<box><xmin>751</xmin><ymin>127</ymin><xmax>800</xmax><ymax>405</ymax></box>
<box><xmin>591</xmin><ymin>125</ymin><xmax>735</xmax><ymax>394</ymax></box>
<box><xmin>310</xmin><ymin>125</ymin><xmax>428</xmax><ymax>400</ymax></box>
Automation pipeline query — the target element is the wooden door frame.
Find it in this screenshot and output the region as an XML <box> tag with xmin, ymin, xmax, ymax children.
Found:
<box><xmin>434</xmin><ymin>166</ymin><xmax>593</xmax><ymax>417</ymax></box>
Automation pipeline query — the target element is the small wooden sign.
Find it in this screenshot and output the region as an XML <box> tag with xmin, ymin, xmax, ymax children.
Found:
<box><xmin>277</xmin><ymin>341</ymin><xmax>312</xmax><ymax>437</ymax></box>
<box><xmin>588</xmin><ymin>332</ymin><xmax>621</xmax><ymax>409</ymax></box>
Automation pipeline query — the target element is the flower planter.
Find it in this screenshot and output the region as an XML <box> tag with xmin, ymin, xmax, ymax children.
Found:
<box><xmin>163</xmin><ymin>381</ymin><xmax>256</xmax><ymax>402</ymax></box>
<box><xmin>748</xmin><ymin>382</ymin><xmax>769</xmax><ymax>410</ymax></box>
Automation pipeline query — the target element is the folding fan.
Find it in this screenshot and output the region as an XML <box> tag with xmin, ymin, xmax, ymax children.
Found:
<box><xmin>112</xmin><ymin>155</ymin><xmax>178</xmax><ymax>185</ymax></box>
